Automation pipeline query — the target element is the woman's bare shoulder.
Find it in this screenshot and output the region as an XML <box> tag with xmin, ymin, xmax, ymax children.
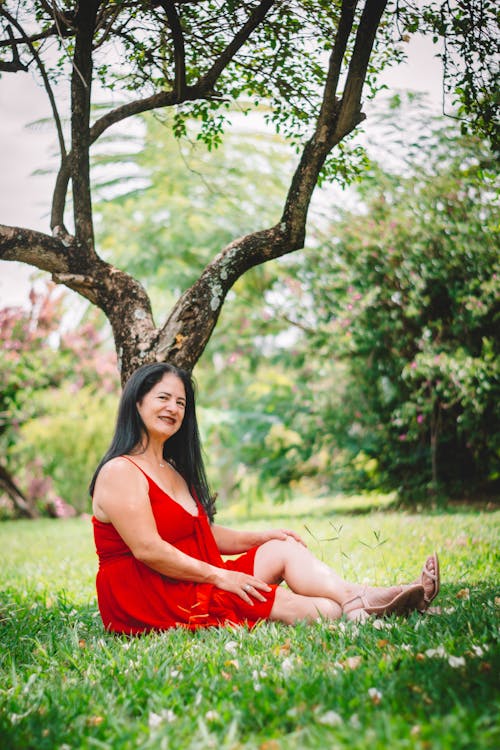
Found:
<box><xmin>93</xmin><ymin>457</ymin><xmax>149</xmax><ymax>520</ymax></box>
<box><xmin>96</xmin><ymin>456</ymin><xmax>146</xmax><ymax>487</ymax></box>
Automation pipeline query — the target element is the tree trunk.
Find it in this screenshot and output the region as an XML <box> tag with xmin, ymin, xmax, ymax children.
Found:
<box><xmin>430</xmin><ymin>399</ymin><xmax>442</xmax><ymax>490</ymax></box>
<box><xmin>0</xmin><ymin>463</ymin><xmax>39</xmax><ymax>519</ymax></box>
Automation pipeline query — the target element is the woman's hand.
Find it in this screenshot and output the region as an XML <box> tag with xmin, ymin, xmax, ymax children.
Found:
<box><xmin>255</xmin><ymin>528</ymin><xmax>307</xmax><ymax>547</ymax></box>
<box><xmin>212</xmin><ymin>569</ymin><xmax>272</xmax><ymax>605</ymax></box>
<box><xmin>211</xmin><ymin>524</ymin><xmax>307</xmax><ymax>556</ymax></box>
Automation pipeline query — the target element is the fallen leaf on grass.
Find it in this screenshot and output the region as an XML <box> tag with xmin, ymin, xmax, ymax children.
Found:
<box><xmin>368</xmin><ymin>688</ymin><xmax>382</xmax><ymax>705</ymax></box>
<box><xmin>342</xmin><ymin>655</ymin><xmax>363</xmax><ymax>670</ymax></box>
<box><xmin>281</xmin><ymin>656</ymin><xmax>294</xmax><ymax>676</ymax></box>
<box><xmin>86</xmin><ymin>716</ymin><xmax>104</xmax><ymax>727</ymax></box>
<box><xmin>260</xmin><ymin>741</ymin><xmax>280</xmax><ymax>750</ymax></box>
<box><xmin>479</xmin><ymin>662</ymin><xmax>492</xmax><ymax>673</ymax></box>
<box><xmin>148</xmin><ymin>710</ymin><xmax>176</xmax><ymax>728</ymax></box>
<box><xmin>274</xmin><ymin>639</ymin><xmax>291</xmax><ymax>655</ymax></box>
<box><xmin>377</xmin><ymin>639</ymin><xmax>389</xmax><ymax>648</ymax></box>
<box><xmin>287</xmin><ymin>703</ymin><xmax>306</xmax><ymax>718</ymax></box>
<box><xmin>317</xmin><ymin>710</ymin><xmax>343</xmax><ymax>726</ymax></box>
<box><xmin>456</xmin><ymin>588</ymin><xmax>470</xmax><ymax>600</ymax></box>
<box><xmin>448</xmin><ymin>655</ymin><xmax>466</xmax><ymax>668</ymax></box>
<box><xmin>349</xmin><ymin>714</ymin><xmax>361</xmax><ymax>729</ymax></box>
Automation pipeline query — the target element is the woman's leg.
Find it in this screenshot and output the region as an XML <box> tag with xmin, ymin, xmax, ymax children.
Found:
<box><xmin>268</xmin><ymin>585</ymin><xmax>342</xmax><ymax>625</ymax></box>
<box><xmin>254</xmin><ymin>538</ymin><xmax>425</xmax><ymax>618</ymax></box>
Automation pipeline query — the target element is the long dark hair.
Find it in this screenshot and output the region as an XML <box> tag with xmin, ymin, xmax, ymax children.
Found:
<box><xmin>89</xmin><ymin>362</ymin><xmax>216</xmax><ymax>521</ymax></box>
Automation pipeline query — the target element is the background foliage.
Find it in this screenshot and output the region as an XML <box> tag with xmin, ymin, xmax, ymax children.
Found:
<box><xmin>1</xmin><ymin>101</ymin><xmax>498</xmax><ymax>515</ymax></box>
<box><xmin>0</xmin><ymin>287</ymin><xmax>118</xmax><ymax>516</ymax></box>
<box><xmin>265</xmin><ymin>114</ymin><xmax>499</xmax><ymax>502</ymax></box>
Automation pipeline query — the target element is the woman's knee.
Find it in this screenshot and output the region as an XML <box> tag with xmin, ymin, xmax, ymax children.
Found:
<box><xmin>254</xmin><ymin>539</ymin><xmax>291</xmax><ymax>582</ymax></box>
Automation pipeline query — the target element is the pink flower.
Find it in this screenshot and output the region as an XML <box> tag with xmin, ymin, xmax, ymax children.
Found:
<box><xmin>398</xmin><ymin>434</ymin><xmax>407</xmax><ymax>441</ymax></box>
<box><xmin>410</xmin><ymin>361</ymin><xmax>417</xmax><ymax>369</ymax></box>
<box><xmin>417</xmin><ymin>414</ymin><xmax>424</xmax><ymax>424</ymax></box>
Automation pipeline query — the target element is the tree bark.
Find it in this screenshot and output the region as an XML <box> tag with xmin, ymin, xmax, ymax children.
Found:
<box><xmin>71</xmin><ymin>1</ymin><xmax>100</xmax><ymax>250</ymax></box>
<box><xmin>0</xmin><ymin>225</ymin><xmax>158</xmax><ymax>378</ymax></box>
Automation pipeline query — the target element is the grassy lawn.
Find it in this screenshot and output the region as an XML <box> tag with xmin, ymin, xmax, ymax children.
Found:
<box><xmin>0</xmin><ymin>495</ymin><xmax>498</xmax><ymax>749</ymax></box>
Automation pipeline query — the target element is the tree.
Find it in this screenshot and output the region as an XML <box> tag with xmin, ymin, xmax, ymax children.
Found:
<box><xmin>0</xmin><ymin>1</ymin><xmax>496</xmax><ymax>383</ymax></box>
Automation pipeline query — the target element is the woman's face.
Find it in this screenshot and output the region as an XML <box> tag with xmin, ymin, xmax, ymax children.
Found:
<box><xmin>136</xmin><ymin>372</ymin><xmax>186</xmax><ymax>441</ymax></box>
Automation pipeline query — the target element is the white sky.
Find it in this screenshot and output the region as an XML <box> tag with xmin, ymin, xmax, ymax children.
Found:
<box><xmin>0</xmin><ymin>34</ymin><xmax>445</xmax><ymax>309</ymax></box>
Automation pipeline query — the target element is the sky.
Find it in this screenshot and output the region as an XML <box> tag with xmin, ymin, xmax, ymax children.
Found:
<box><xmin>0</xmin><ymin>34</ymin><xmax>445</xmax><ymax>309</ymax></box>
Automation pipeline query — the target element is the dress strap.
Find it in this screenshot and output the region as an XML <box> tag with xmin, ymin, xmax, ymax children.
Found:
<box><xmin>120</xmin><ymin>455</ymin><xmax>150</xmax><ymax>480</ymax></box>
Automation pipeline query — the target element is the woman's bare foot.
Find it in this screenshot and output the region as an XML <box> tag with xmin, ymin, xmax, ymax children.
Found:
<box><xmin>342</xmin><ymin>584</ymin><xmax>425</xmax><ymax>622</ymax></box>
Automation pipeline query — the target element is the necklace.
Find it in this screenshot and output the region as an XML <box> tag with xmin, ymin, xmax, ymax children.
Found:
<box><xmin>159</xmin><ymin>461</ymin><xmax>165</xmax><ymax>468</ymax></box>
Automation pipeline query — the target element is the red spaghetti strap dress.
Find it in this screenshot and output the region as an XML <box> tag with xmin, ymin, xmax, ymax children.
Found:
<box><xmin>92</xmin><ymin>459</ymin><xmax>278</xmax><ymax>634</ymax></box>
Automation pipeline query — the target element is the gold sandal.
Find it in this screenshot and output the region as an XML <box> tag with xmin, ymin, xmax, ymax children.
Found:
<box><xmin>342</xmin><ymin>584</ymin><xmax>425</xmax><ymax>622</ymax></box>
<box><xmin>417</xmin><ymin>552</ymin><xmax>440</xmax><ymax>611</ymax></box>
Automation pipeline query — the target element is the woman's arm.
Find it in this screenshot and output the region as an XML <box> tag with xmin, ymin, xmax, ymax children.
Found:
<box><xmin>92</xmin><ymin>459</ymin><xmax>270</xmax><ymax>603</ymax></box>
<box><xmin>212</xmin><ymin>524</ymin><xmax>306</xmax><ymax>555</ymax></box>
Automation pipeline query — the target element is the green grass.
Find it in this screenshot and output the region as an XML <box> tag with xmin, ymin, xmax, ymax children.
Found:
<box><xmin>0</xmin><ymin>497</ymin><xmax>499</xmax><ymax>749</ymax></box>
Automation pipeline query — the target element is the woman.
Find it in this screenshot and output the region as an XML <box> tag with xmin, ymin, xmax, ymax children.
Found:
<box><xmin>90</xmin><ymin>363</ymin><xmax>439</xmax><ymax>634</ymax></box>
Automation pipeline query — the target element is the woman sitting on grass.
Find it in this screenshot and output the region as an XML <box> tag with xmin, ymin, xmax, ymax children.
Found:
<box><xmin>90</xmin><ymin>363</ymin><xmax>440</xmax><ymax>635</ymax></box>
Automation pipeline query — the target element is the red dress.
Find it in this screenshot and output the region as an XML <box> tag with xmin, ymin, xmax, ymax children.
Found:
<box><xmin>92</xmin><ymin>460</ymin><xmax>278</xmax><ymax>634</ymax></box>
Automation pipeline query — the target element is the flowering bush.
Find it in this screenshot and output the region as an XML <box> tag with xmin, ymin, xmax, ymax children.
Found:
<box><xmin>0</xmin><ymin>284</ymin><xmax>119</xmax><ymax>517</ymax></box>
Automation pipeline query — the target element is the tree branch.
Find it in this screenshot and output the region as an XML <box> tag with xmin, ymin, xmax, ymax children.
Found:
<box><xmin>93</xmin><ymin>2</ymin><xmax>122</xmax><ymax>48</ymax></box>
<box><xmin>0</xmin><ymin>24</ymin><xmax>27</xmax><ymax>72</ymax></box>
<box><xmin>318</xmin><ymin>0</ymin><xmax>359</xmax><ymax>124</ymax></box>
<box><xmin>0</xmin><ymin>26</ymin><xmax>64</xmax><ymax>49</ymax></box>
<box><xmin>0</xmin><ymin>223</ymin><xmax>157</xmax><ymax>382</ymax></box>
<box><xmin>0</xmin><ymin>224</ymin><xmax>78</xmax><ymax>274</ymax></box>
<box><xmin>90</xmin><ymin>89</ymin><xmax>180</xmax><ymax>143</ymax></box>
<box><xmin>197</xmin><ymin>0</ymin><xmax>275</xmax><ymax>92</ymax></box>
<box><xmin>158</xmin><ymin>1</ymin><xmax>187</xmax><ymax>99</ymax></box>
<box><xmin>1</xmin><ymin>10</ymin><xmax>67</xmax><ymax>160</ymax></box>
<box><xmin>281</xmin><ymin>0</ymin><xmax>362</xmax><ymax>240</ymax></box>
<box><xmin>155</xmin><ymin>0</ymin><xmax>389</xmax><ymax>370</ymax></box>
<box><xmin>156</xmin><ymin>223</ymin><xmax>288</xmax><ymax>368</ymax></box>
<box><xmin>50</xmin><ymin>1</ymin><xmax>275</xmax><ymax>232</ymax></box>
<box><xmin>334</xmin><ymin>0</ymin><xmax>388</xmax><ymax>140</ymax></box>
<box><xmin>71</xmin><ymin>1</ymin><xmax>100</xmax><ymax>250</ymax></box>
<box><xmin>51</xmin><ymin>159</ymin><xmax>72</xmax><ymax>233</ymax></box>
